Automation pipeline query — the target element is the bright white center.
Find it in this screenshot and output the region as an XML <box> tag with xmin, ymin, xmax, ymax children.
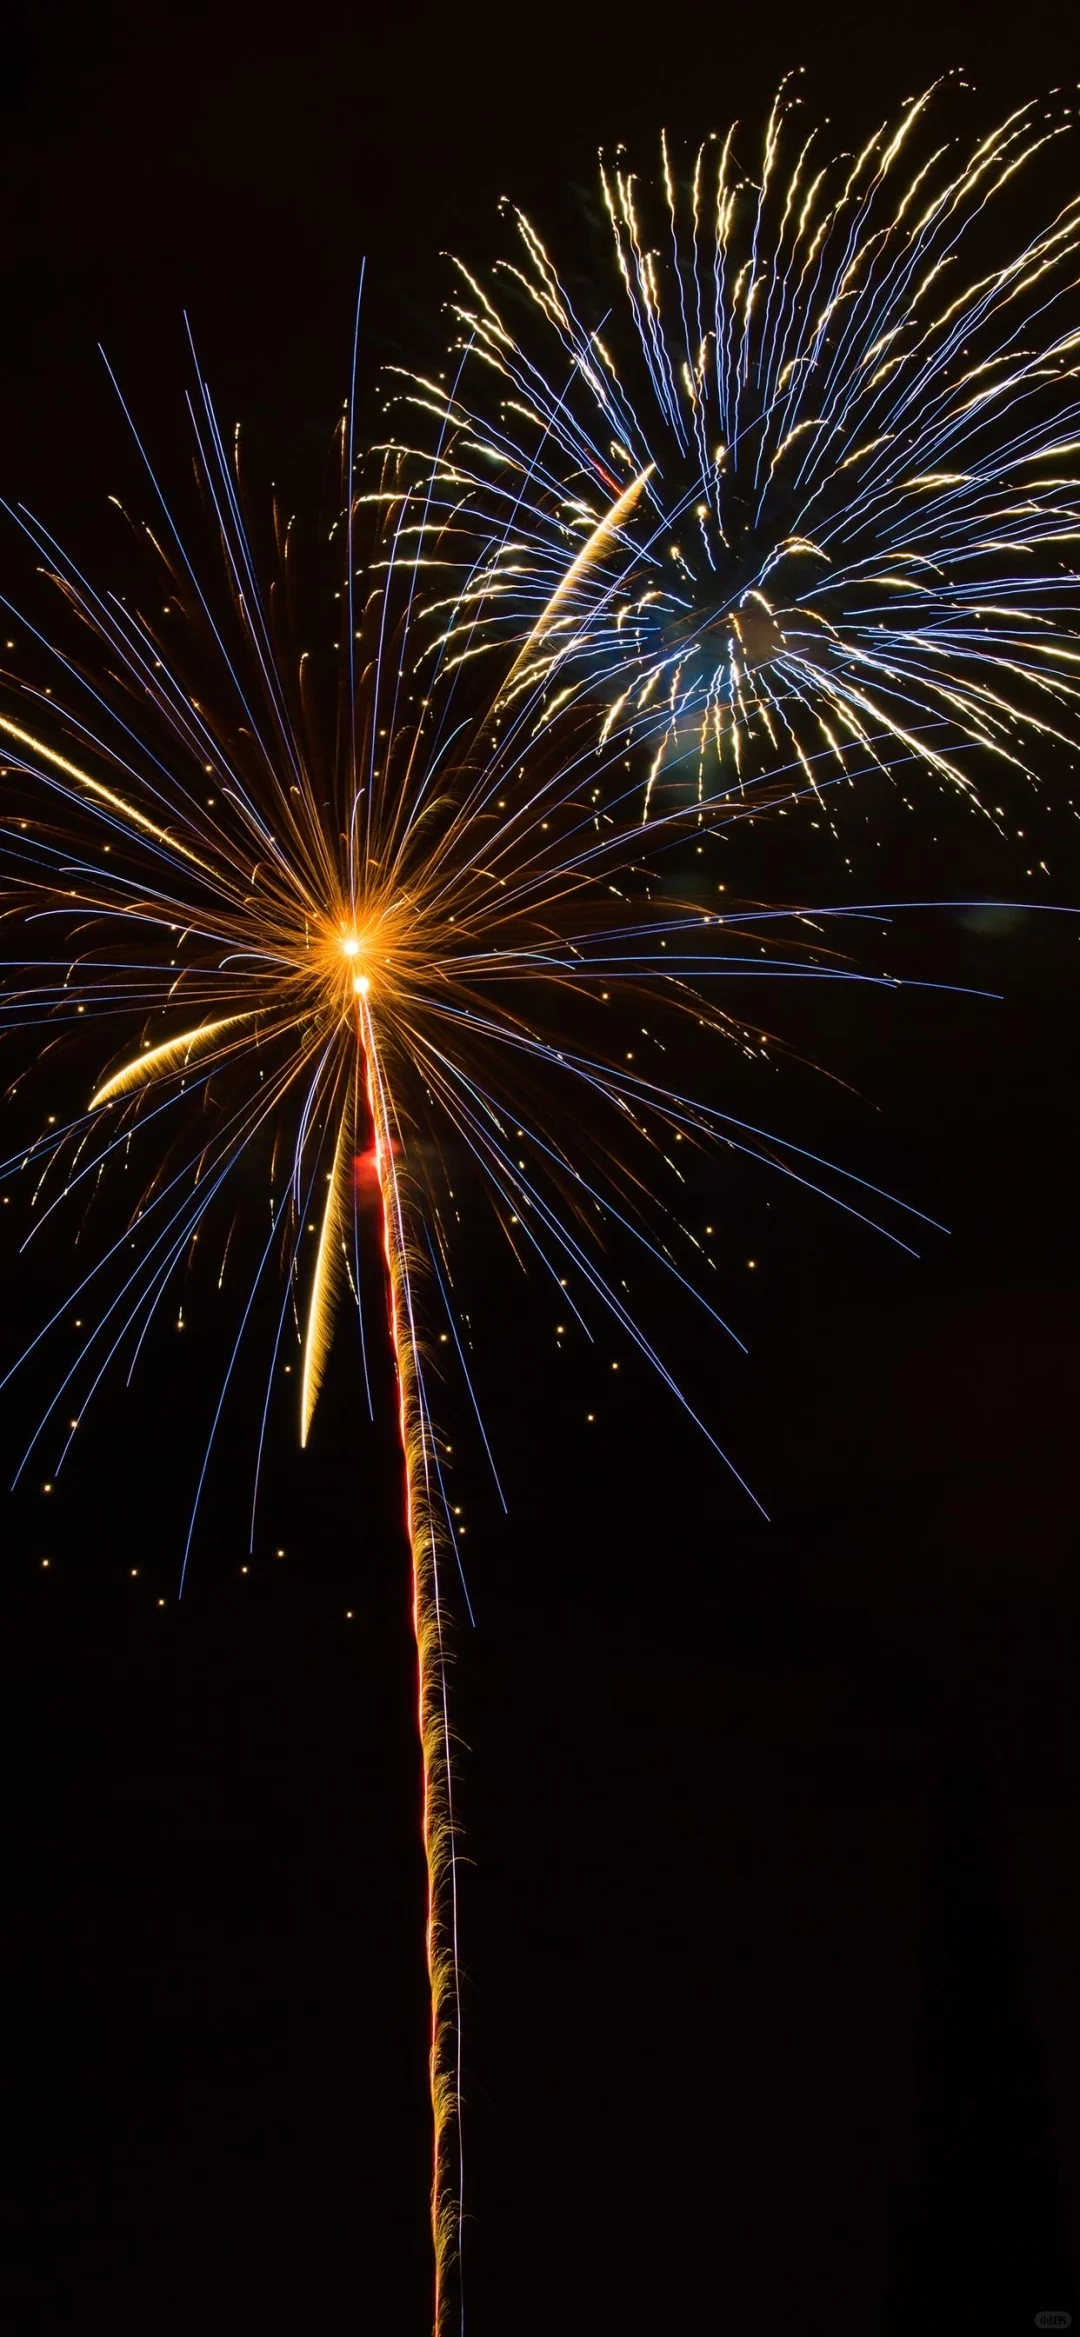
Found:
<box><xmin>342</xmin><ymin>936</ymin><xmax>361</xmax><ymax>958</ymax></box>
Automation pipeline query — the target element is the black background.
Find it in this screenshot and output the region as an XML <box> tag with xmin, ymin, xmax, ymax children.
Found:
<box><xmin>2</xmin><ymin>4</ymin><xmax>1080</xmax><ymax>2331</ymax></box>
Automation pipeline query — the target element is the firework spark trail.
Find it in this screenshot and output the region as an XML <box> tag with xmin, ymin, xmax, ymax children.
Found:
<box><xmin>358</xmin><ymin>989</ymin><xmax>464</xmax><ymax>2317</ymax></box>
<box><xmin>290</xmin><ymin>956</ymin><xmax>463</xmax><ymax>2317</ymax></box>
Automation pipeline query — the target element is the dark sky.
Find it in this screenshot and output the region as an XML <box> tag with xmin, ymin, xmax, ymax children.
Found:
<box><xmin>2</xmin><ymin>5</ymin><xmax>1080</xmax><ymax>2333</ymax></box>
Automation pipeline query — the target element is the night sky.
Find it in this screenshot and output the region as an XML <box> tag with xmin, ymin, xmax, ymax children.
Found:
<box><xmin>2</xmin><ymin>5</ymin><xmax>1080</xmax><ymax>2332</ymax></box>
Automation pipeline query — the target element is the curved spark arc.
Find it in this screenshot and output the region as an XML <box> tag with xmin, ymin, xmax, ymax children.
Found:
<box><xmin>89</xmin><ymin>1011</ymin><xmax>258</xmax><ymax>1108</ymax></box>
<box><xmin>300</xmin><ymin>1085</ymin><xmax>353</xmax><ymax>1443</ymax></box>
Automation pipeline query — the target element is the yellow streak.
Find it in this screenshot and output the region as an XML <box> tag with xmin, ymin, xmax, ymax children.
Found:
<box><xmin>0</xmin><ymin>714</ymin><xmax>212</xmax><ymax>871</ymax></box>
<box><xmin>299</xmin><ymin>1103</ymin><xmax>351</xmax><ymax>1448</ymax></box>
<box><xmin>498</xmin><ymin>463</ymin><xmax>654</xmax><ymax>696</ymax></box>
<box><xmin>90</xmin><ymin>1014</ymin><xmax>256</xmax><ymax>1108</ymax></box>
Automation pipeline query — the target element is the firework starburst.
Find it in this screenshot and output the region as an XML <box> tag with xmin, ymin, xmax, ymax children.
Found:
<box><xmin>395</xmin><ymin>79</ymin><xmax>1080</xmax><ymax>831</ymax></box>
<box><xmin>0</xmin><ymin>330</ymin><xmax>937</xmax><ymax>2332</ymax></box>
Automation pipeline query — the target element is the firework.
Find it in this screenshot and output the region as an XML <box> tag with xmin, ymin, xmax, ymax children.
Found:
<box><xmin>393</xmin><ymin>78</ymin><xmax>1080</xmax><ymax>832</ymax></box>
<box><xmin>4</xmin><ymin>91</ymin><xmax>1067</xmax><ymax>2322</ymax></box>
<box><xmin>0</xmin><ymin>340</ymin><xmax>475</xmax><ymax>2323</ymax></box>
